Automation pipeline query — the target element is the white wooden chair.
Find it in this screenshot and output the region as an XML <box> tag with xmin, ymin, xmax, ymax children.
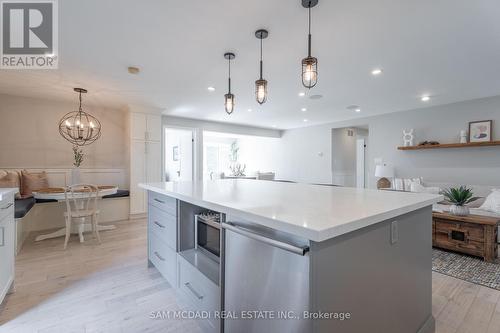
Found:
<box><xmin>63</xmin><ymin>184</ymin><xmax>101</xmax><ymax>249</ymax></box>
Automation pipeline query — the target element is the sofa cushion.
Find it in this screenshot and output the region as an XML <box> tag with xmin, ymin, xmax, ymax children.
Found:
<box><xmin>479</xmin><ymin>189</ymin><xmax>500</xmax><ymax>215</ymax></box>
<box><xmin>102</xmin><ymin>189</ymin><xmax>129</xmax><ymax>199</ymax></box>
<box><xmin>15</xmin><ymin>197</ymin><xmax>35</xmax><ymax>219</ymax></box>
<box><xmin>21</xmin><ymin>170</ymin><xmax>49</xmax><ymax>198</ymax></box>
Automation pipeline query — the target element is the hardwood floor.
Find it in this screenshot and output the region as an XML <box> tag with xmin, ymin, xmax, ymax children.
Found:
<box><xmin>1</xmin><ymin>218</ymin><xmax>499</xmax><ymax>332</ymax></box>
<box><xmin>0</xmin><ymin>219</ymin><xmax>200</xmax><ymax>333</ymax></box>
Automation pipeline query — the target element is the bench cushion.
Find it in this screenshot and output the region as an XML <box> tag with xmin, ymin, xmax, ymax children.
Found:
<box><xmin>15</xmin><ymin>197</ymin><xmax>35</xmax><ymax>219</ymax></box>
<box><xmin>102</xmin><ymin>189</ymin><xmax>130</xmax><ymax>199</ymax></box>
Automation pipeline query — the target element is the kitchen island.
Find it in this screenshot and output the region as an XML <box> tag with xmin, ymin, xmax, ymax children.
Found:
<box><xmin>139</xmin><ymin>180</ymin><xmax>442</xmax><ymax>333</ymax></box>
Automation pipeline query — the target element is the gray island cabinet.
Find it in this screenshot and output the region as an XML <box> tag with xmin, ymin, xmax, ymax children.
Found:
<box><xmin>139</xmin><ymin>180</ymin><xmax>442</xmax><ymax>333</ymax></box>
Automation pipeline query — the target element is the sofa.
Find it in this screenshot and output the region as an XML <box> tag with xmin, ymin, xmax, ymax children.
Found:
<box><xmin>402</xmin><ymin>180</ymin><xmax>500</xmax><ymax>242</ymax></box>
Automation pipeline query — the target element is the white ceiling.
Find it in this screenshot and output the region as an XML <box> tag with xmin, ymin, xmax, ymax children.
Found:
<box><xmin>1</xmin><ymin>0</ymin><xmax>500</xmax><ymax>129</ymax></box>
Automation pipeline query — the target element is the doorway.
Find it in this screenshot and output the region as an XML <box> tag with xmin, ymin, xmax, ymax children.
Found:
<box><xmin>164</xmin><ymin>128</ymin><xmax>194</xmax><ymax>182</ymax></box>
<box><xmin>331</xmin><ymin>126</ymin><xmax>369</xmax><ymax>188</ymax></box>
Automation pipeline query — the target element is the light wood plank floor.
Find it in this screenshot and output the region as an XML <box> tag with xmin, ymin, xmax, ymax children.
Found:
<box><xmin>1</xmin><ymin>218</ymin><xmax>500</xmax><ymax>332</ymax></box>
<box><xmin>0</xmin><ymin>219</ymin><xmax>200</xmax><ymax>333</ymax></box>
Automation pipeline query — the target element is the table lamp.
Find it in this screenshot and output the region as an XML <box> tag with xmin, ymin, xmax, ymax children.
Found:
<box><xmin>375</xmin><ymin>164</ymin><xmax>394</xmax><ymax>189</ymax></box>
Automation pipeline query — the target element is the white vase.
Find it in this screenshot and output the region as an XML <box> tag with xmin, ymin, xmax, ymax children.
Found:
<box><xmin>71</xmin><ymin>167</ymin><xmax>81</xmax><ymax>185</ymax></box>
<box><xmin>449</xmin><ymin>205</ymin><xmax>469</xmax><ymax>216</ymax></box>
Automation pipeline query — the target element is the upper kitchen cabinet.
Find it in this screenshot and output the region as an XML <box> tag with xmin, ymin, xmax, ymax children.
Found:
<box><xmin>131</xmin><ymin>113</ymin><xmax>162</xmax><ymax>142</ymax></box>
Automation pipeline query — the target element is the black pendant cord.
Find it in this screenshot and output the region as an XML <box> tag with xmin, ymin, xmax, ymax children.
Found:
<box><xmin>228</xmin><ymin>58</ymin><xmax>232</xmax><ymax>94</ymax></box>
<box><xmin>307</xmin><ymin>6</ymin><xmax>312</xmax><ymax>57</ymax></box>
<box><xmin>259</xmin><ymin>37</ymin><xmax>263</xmax><ymax>80</ymax></box>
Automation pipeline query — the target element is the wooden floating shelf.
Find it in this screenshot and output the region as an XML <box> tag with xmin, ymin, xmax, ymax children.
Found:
<box><xmin>398</xmin><ymin>140</ymin><xmax>500</xmax><ymax>150</ymax></box>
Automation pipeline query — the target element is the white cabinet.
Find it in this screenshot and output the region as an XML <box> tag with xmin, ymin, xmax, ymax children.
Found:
<box><xmin>147</xmin><ymin>115</ymin><xmax>162</xmax><ymax>142</ymax></box>
<box><xmin>0</xmin><ymin>191</ymin><xmax>15</xmax><ymax>305</ymax></box>
<box><xmin>129</xmin><ymin>112</ymin><xmax>162</xmax><ymax>215</ymax></box>
<box><xmin>131</xmin><ymin>113</ymin><xmax>161</xmax><ymax>142</ymax></box>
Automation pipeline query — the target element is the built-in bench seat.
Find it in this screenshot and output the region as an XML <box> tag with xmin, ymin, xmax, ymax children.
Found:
<box><xmin>14</xmin><ymin>190</ymin><xmax>130</xmax><ymax>253</ymax></box>
<box><xmin>14</xmin><ymin>190</ymin><xmax>130</xmax><ymax>219</ymax></box>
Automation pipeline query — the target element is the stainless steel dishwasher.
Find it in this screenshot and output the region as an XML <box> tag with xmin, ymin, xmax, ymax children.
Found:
<box><xmin>222</xmin><ymin>221</ymin><xmax>311</xmax><ymax>333</ymax></box>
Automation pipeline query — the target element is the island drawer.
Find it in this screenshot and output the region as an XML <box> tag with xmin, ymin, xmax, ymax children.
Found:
<box><xmin>149</xmin><ymin>205</ymin><xmax>177</xmax><ymax>251</ymax></box>
<box><xmin>149</xmin><ymin>232</ymin><xmax>177</xmax><ymax>287</ymax></box>
<box><xmin>149</xmin><ymin>192</ymin><xmax>177</xmax><ymax>216</ymax></box>
<box><xmin>177</xmin><ymin>255</ymin><xmax>219</xmax><ymax>330</ymax></box>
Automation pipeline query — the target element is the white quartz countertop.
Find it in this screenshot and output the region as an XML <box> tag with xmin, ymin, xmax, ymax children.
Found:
<box><xmin>139</xmin><ymin>180</ymin><xmax>442</xmax><ymax>242</ymax></box>
<box><xmin>0</xmin><ymin>188</ymin><xmax>17</xmax><ymax>201</ymax></box>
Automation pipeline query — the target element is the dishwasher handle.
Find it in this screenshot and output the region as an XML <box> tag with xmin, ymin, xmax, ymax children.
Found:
<box><xmin>222</xmin><ymin>222</ymin><xmax>309</xmax><ymax>256</ymax></box>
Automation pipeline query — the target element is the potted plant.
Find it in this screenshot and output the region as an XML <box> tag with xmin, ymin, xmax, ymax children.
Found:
<box><xmin>441</xmin><ymin>186</ymin><xmax>479</xmax><ymax>216</ymax></box>
<box><xmin>71</xmin><ymin>145</ymin><xmax>84</xmax><ymax>184</ymax></box>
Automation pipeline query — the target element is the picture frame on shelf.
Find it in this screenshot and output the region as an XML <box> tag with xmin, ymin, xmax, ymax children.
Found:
<box><xmin>468</xmin><ymin>120</ymin><xmax>492</xmax><ymax>143</ymax></box>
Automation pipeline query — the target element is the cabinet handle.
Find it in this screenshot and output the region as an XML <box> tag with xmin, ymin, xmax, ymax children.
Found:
<box><xmin>0</xmin><ymin>226</ymin><xmax>4</xmax><ymax>247</ymax></box>
<box><xmin>145</xmin><ymin>131</ymin><xmax>149</xmax><ymax>141</ymax></box>
<box><xmin>154</xmin><ymin>221</ymin><xmax>165</xmax><ymax>229</ymax></box>
<box><xmin>154</xmin><ymin>198</ymin><xmax>165</xmax><ymax>204</ymax></box>
<box><xmin>1</xmin><ymin>203</ymin><xmax>13</xmax><ymax>210</ymax></box>
<box><xmin>145</xmin><ymin>142</ymin><xmax>148</xmax><ymax>154</ymax></box>
<box><xmin>154</xmin><ymin>251</ymin><xmax>165</xmax><ymax>261</ymax></box>
<box><xmin>184</xmin><ymin>282</ymin><xmax>204</xmax><ymax>300</ymax></box>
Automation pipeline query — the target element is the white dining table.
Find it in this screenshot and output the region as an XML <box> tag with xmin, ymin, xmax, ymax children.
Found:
<box><xmin>33</xmin><ymin>186</ymin><xmax>118</xmax><ymax>243</ymax></box>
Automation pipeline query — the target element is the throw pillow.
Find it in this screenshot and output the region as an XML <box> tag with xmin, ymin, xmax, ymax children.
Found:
<box><xmin>21</xmin><ymin>170</ymin><xmax>49</xmax><ymax>198</ymax></box>
<box><xmin>409</xmin><ymin>181</ymin><xmax>440</xmax><ymax>194</ymax></box>
<box><xmin>479</xmin><ymin>189</ymin><xmax>500</xmax><ymax>215</ymax></box>
<box><xmin>0</xmin><ymin>170</ymin><xmax>21</xmax><ymax>199</ymax></box>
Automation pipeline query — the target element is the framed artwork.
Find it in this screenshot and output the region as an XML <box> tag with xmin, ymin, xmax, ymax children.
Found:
<box><xmin>172</xmin><ymin>146</ymin><xmax>179</xmax><ymax>161</ymax></box>
<box><xmin>468</xmin><ymin>120</ymin><xmax>492</xmax><ymax>143</ymax></box>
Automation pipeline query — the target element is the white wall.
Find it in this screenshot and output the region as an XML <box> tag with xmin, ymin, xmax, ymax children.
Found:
<box><xmin>0</xmin><ymin>94</ymin><xmax>128</xmax><ymax>169</ymax></box>
<box><xmin>0</xmin><ymin>93</ymin><xmax>129</xmax><ymax>187</ymax></box>
<box><xmin>276</xmin><ymin>95</ymin><xmax>500</xmax><ymax>187</ymax></box>
<box><xmin>274</xmin><ymin>125</ymin><xmax>332</xmax><ymax>184</ymax></box>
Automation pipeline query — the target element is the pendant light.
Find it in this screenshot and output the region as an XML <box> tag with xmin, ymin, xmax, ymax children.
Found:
<box><xmin>301</xmin><ymin>0</ymin><xmax>318</xmax><ymax>89</ymax></box>
<box><xmin>255</xmin><ymin>29</ymin><xmax>269</xmax><ymax>104</ymax></box>
<box><xmin>224</xmin><ymin>52</ymin><xmax>236</xmax><ymax>114</ymax></box>
<box><xmin>58</xmin><ymin>88</ymin><xmax>101</xmax><ymax>146</ymax></box>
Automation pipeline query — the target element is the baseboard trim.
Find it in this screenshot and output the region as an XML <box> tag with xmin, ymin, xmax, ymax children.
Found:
<box><xmin>129</xmin><ymin>213</ymin><xmax>147</xmax><ymax>220</ymax></box>
<box><xmin>417</xmin><ymin>315</ymin><xmax>435</xmax><ymax>333</ymax></box>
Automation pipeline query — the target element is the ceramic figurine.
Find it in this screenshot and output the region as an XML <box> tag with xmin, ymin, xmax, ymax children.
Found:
<box><xmin>460</xmin><ymin>130</ymin><xmax>467</xmax><ymax>143</ymax></box>
<box><xmin>403</xmin><ymin>129</ymin><xmax>414</xmax><ymax>147</ymax></box>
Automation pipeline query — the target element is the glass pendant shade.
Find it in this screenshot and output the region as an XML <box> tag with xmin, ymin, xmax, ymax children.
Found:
<box><xmin>301</xmin><ymin>0</ymin><xmax>319</xmax><ymax>89</ymax></box>
<box><xmin>255</xmin><ymin>79</ymin><xmax>267</xmax><ymax>104</ymax></box>
<box><xmin>224</xmin><ymin>52</ymin><xmax>236</xmax><ymax>115</ymax></box>
<box><xmin>254</xmin><ymin>29</ymin><xmax>269</xmax><ymax>105</ymax></box>
<box><xmin>301</xmin><ymin>56</ymin><xmax>318</xmax><ymax>89</ymax></box>
<box><xmin>58</xmin><ymin>88</ymin><xmax>101</xmax><ymax>146</ymax></box>
<box><xmin>225</xmin><ymin>93</ymin><xmax>235</xmax><ymax>114</ymax></box>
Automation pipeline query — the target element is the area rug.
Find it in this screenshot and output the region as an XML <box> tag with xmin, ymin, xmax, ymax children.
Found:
<box><xmin>432</xmin><ymin>248</ymin><xmax>500</xmax><ymax>291</ymax></box>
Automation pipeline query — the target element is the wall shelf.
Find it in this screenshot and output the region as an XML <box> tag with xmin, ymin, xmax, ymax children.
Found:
<box><xmin>398</xmin><ymin>140</ymin><xmax>500</xmax><ymax>150</ymax></box>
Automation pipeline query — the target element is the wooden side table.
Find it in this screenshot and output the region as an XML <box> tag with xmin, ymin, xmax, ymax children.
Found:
<box><xmin>432</xmin><ymin>211</ymin><xmax>499</xmax><ymax>262</ymax></box>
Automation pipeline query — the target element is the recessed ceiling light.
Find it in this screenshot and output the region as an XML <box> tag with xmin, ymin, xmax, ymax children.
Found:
<box><xmin>247</xmin><ymin>108</ymin><xmax>252</xmax><ymax>112</ymax></box>
<box><xmin>303</xmin><ymin>119</ymin><xmax>308</xmax><ymax>122</ymax></box>
<box><xmin>421</xmin><ymin>95</ymin><xmax>430</xmax><ymax>102</ymax></box>
<box><xmin>207</xmin><ymin>86</ymin><xmax>215</xmax><ymax>92</ymax></box>
<box><xmin>272</xmin><ymin>124</ymin><xmax>277</xmax><ymax>128</ymax></box>
<box><xmin>298</xmin><ymin>92</ymin><xmax>306</xmax><ymax>97</ymax></box>
<box><xmin>347</xmin><ymin>105</ymin><xmax>361</xmax><ymax>112</ymax></box>
<box><xmin>371</xmin><ymin>68</ymin><xmax>383</xmax><ymax>76</ymax></box>
<box><xmin>301</xmin><ymin>108</ymin><xmax>307</xmax><ymax>112</ymax></box>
